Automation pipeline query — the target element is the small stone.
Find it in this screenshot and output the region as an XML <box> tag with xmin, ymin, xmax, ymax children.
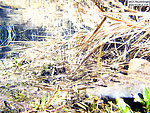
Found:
<box><xmin>128</xmin><ymin>58</ymin><xmax>150</xmax><ymax>75</ymax></box>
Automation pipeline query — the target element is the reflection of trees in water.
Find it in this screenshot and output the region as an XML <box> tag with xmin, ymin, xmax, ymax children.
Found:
<box><xmin>0</xmin><ymin>5</ymin><xmax>48</xmax><ymax>58</ymax></box>
<box><xmin>0</xmin><ymin>6</ymin><xmax>12</xmax><ymax>58</ymax></box>
<box><xmin>0</xmin><ymin>22</ymin><xmax>13</xmax><ymax>58</ymax></box>
<box><xmin>14</xmin><ymin>25</ymin><xmax>47</xmax><ymax>41</ymax></box>
<box><xmin>0</xmin><ymin>23</ymin><xmax>16</xmax><ymax>46</ymax></box>
<box><xmin>0</xmin><ymin>7</ymin><xmax>7</xmax><ymax>18</ymax></box>
<box><xmin>0</xmin><ymin>47</ymin><xmax>11</xmax><ymax>58</ymax></box>
<box><xmin>0</xmin><ymin>23</ymin><xmax>47</xmax><ymax>58</ymax></box>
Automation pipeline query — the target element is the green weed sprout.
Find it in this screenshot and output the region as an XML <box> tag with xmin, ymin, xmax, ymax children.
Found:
<box><xmin>13</xmin><ymin>57</ymin><xmax>22</xmax><ymax>66</ymax></box>
<box><xmin>134</xmin><ymin>87</ymin><xmax>150</xmax><ymax>113</ymax></box>
<box><xmin>116</xmin><ymin>96</ymin><xmax>132</xmax><ymax>113</ymax></box>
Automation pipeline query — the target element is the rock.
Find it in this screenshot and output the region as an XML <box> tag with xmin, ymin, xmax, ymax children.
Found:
<box><xmin>128</xmin><ymin>58</ymin><xmax>150</xmax><ymax>75</ymax></box>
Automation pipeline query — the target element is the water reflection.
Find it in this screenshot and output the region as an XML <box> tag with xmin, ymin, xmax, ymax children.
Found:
<box><xmin>0</xmin><ymin>4</ymin><xmax>47</xmax><ymax>58</ymax></box>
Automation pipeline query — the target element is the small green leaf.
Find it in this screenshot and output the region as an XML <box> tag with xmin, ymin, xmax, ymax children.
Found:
<box><xmin>13</xmin><ymin>57</ymin><xmax>18</xmax><ymax>64</ymax></box>
<box><xmin>41</xmin><ymin>95</ymin><xmax>46</xmax><ymax>108</ymax></box>
<box><xmin>116</xmin><ymin>96</ymin><xmax>131</xmax><ymax>113</ymax></box>
<box><xmin>143</xmin><ymin>87</ymin><xmax>150</xmax><ymax>101</ymax></box>
<box><xmin>89</xmin><ymin>92</ymin><xmax>93</xmax><ymax>99</ymax></box>
<box><xmin>73</xmin><ymin>85</ymin><xmax>78</xmax><ymax>93</ymax></box>
<box><xmin>13</xmin><ymin>57</ymin><xmax>22</xmax><ymax>66</ymax></box>
<box><xmin>124</xmin><ymin>106</ymin><xmax>130</xmax><ymax>113</ymax></box>
<box><xmin>146</xmin><ymin>100</ymin><xmax>150</xmax><ymax>109</ymax></box>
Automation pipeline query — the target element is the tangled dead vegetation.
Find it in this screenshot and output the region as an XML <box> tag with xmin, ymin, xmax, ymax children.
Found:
<box><xmin>0</xmin><ymin>0</ymin><xmax>150</xmax><ymax>112</ymax></box>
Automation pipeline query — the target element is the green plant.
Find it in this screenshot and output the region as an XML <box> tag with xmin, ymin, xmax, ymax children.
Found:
<box><xmin>116</xmin><ymin>96</ymin><xmax>132</xmax><ymax>113</ymax></box>
<box><xmin>87</xmin><ymin>92</ymin><xmax>100</xmax><ymax>112</ymax></box>
<box><xmin>30</xmin><ymin>86</ymin><xmax>68</xmax><ymax>112</ymax></box>
<box><xmin>116</xmin><ymin>87</ymin><xmax>150</xmax><ymax>113</ymax></box>
<box><xmin>134</xmin><ymin>87</ymin><xmax>150</xmax><ymax>113</ymax></box>
<box><xmin>9</xmin><ymin>90</ymin><xmax>28</xmax><ymax>102</ymax></box>
<box><xmin>13</xmin><ymin>57</ymin><xmax>22</xmax><ymax>67</ymax></box>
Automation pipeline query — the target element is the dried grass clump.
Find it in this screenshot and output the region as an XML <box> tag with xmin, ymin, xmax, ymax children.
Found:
<box><xmin>0</xmin><ymin>0</ymin><xmax>149</xmax><ymax>78</ymax></box>
<box><xmin>66</xmin><ymin>0</ymin><xmax>150</xmax><ymax>76</ymax></box>
<box><xmin>0</xmin><ymin>0</ymin><xmax>150</xmax><ymax>112</ymax></box>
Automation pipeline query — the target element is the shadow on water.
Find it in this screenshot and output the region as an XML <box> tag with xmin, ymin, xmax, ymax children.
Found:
<box><xmin>0</xmin><ymin>5</ymin><xmax>47</xmax><ymax>59</ymax></box>
<box><xmin>0</xmin><ymin>47</ymin><xmax>11</xmax><ymax>59</ymax></box>
<box><xmin>0</xmin><ymin>5</ymin><xmax>11</xmax><ymax>59</ymax></box>
<box><xmin>0</xmin><ymin>2</ymin><xmax>83</xmax><ymax>59</ymax></box>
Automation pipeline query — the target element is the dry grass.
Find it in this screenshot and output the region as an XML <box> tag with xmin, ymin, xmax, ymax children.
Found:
<box><xmin>0</xmin><ymin>0</ymin><xmax>150</xmax><ymax>112</ymax></box>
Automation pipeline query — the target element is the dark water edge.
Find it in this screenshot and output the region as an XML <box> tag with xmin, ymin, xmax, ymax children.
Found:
<box><xmin>0</xmin><ymin>4</ymin><xmax>47</xmax><ymax>59</ymax></box>
<box><xmin>0</xmin><ymin>3</ymin><xmax>79</xmax><ymax>59</ymax></box>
